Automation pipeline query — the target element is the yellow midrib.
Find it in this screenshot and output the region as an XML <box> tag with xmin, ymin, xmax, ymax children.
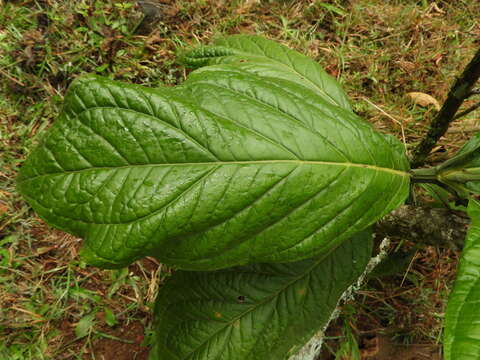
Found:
<box><xmin>20</xmin><ymin>159</ymin><xmax>410</xmax><ymax>183</ymax></box>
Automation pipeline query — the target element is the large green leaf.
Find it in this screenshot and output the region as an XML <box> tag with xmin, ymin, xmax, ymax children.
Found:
<box><xmin>17</xmin><ymin>36</ymin><xmax>410</xmax><ymax>270</ymax></box>
<box><xmin>444</xmin><ymin>199</ymin><xmax>480</xmax><ymax>360</ymax></box>
<box><xmin>181</xmin><ymin>34</ymin><xmax>352</xmax><ymax>110</ymax></box>
<box><xmin>150</xmin><ymin>230</ymin><xmax>372</xmax><ymax>360</ymax></box>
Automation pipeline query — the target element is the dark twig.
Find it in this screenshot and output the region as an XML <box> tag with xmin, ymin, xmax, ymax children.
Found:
<box><xmin>454</xmin><ymin>101</ymin><xmax>480</xmax><ymax>119</ymax></box>
<box><xmin>411</xmin><ymin>48</ymin><xmax>480</xmax><ymax>168</ymax></box>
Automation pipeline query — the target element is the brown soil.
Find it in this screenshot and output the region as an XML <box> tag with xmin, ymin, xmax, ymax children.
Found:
<box><xmin>359</xmin><ymin>334</ymin><xmax>441</xmax><ymax>360</ymax></box>
<box><xmin>87</xmin><ymin>322</ymin><xmax>150</xmax><ymax>360</ymax></box>
<box><xmin>319</xmin><ymin>322</ymin><xmax>442</xmax><ymax>360</ymax></box>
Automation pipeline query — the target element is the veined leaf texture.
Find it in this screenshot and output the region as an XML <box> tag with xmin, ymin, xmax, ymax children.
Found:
<box><xmin>150</xmin><ymin>230</ymin><xmax>373</xmax><ymax>360</ymax></box>
<box><xmin>18</xmin><ymin>35</ymin><xmax>410</xmax><ymax>270</ymax></box>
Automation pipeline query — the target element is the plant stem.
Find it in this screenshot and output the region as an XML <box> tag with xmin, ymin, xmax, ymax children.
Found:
<box><xmin>409</xmin><ymin>167</ymin><xmax>438</xmax><ymax>183</ymax></box>
<box><xmin>411</xmin><ymin>48</ymin><xmax>480</xmax><ymax>168</ymax></box>
<box><xmin>376</xmin><ymin>205</ymin><xmax>469</xmax><ymax>250</ymax></box>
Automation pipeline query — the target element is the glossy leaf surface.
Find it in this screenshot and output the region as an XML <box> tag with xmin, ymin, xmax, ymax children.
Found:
<box><xmin>150</xmin><ymin>230</ymin><xmax>372</xmax><ymax>360</ymax></box>
<box><xmin>181</xmin><ymin>34</ymin><xmax>352</xmax><ymax>111</ymax></box>
<box><xmin>435</xmin><ymin>133</ymin><xmax>480</xmax><ymax>197</ymax></box>
<box><xmin>444</xmin><ymin>199</ymin><xmax>480</xmax><ymax>360</ymax></box>
<box><xmin>17</xmin><ymin>36</ymin><xmax>409</xmax><ymax>270</ymax></box>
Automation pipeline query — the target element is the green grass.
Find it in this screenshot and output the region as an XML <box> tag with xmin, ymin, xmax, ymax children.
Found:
<box><xmin>1</xmin><ymin>0</ymin><xmax>479</xmax><ymax>358</ymax></box>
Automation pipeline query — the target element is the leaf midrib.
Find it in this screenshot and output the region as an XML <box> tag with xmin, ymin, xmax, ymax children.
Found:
<box><xmin>19</xmin><ymin>159</ymin><xmax>409</xmax><ymax>183</ymax></box>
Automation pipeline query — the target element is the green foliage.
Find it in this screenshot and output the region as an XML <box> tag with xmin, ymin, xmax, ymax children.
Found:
<box><xmin>75</xmin><ymin>313</ymin><xmax>96</xmax><ymax>339</ymax></box>
<box><xmin>436</xmin><ymin>134</ymin><xmax>480</xmax><ymax>197</ymax></box>
<box><xmin>15</xmin><ymin>32</ymin><xmax>480</xmax><ymax>360</ymax></box>
<box><xmin>150</xmin><ymin>230</ymin><xmax>372</xmax><ymax>360</ymax></box>
<box><xmin>180</xmin><ymin>35</ymin><xmax>352</xmax><ymax>110</ymax></box>
<box><xmin>444</xmin><ymin>199</ymin><xmax>480</xmax><ymax>360</ymax></box>
<box><xmin>335</xmin><ymin>324</ymin><xmax>361</xmax><ymax>360</ymax></box>
<box><xmin>3</xmin><ymin>0</ymin><xmax>480</xmax><ymax>358</ymax></box>
<box><xmin>412</xmin><ymin>134</ymin><xmax>480</xmax><ymax>198</ymax></box>
<box><xmin>17</xmin><ymin>35</ymin><xmax>409</xmax><ymax>271</ymax></box>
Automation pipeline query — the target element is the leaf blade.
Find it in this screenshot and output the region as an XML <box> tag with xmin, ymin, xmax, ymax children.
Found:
<box><xmin>181</xmin><ymin>35</ymin><xmax>352</xmax><ymax>110</ymax></box>
<box><xmin>444</xmin><ymin>199</ymin><xmax>480</xmax><ymax>360</ymax></box>
<box><xmin>18</xmin><ymin>38</ymin><xmax>410</xmax><ymax>270</ymax></box>
<box><xmin>150</xmin><ymin>230</ymin><xmax>373</xmax><ymax>360</ymax></box>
